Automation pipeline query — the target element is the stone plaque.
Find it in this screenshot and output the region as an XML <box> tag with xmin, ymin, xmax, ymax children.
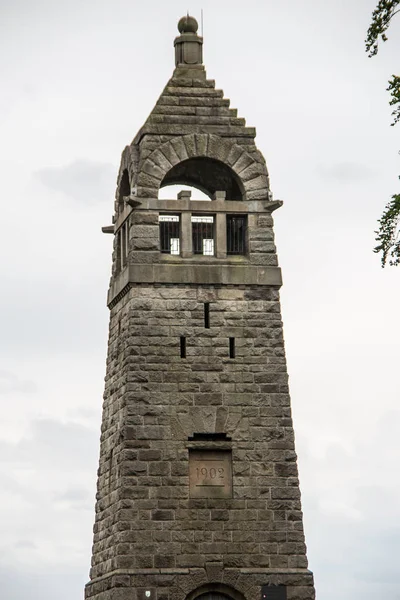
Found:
<box><xmin>261</xmin><ymin>585</ymin><xmax>287</xmax><ymax>600</ymax></box>
<box><xmin>189</xmin><ymin>450</ymin><xmax>232</xmax><ymax>498</ymax></box>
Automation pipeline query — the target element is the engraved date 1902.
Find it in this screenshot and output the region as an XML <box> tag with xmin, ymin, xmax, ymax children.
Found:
<box><xmin>195</xmin><ymin>467</ymin><xmax>225</xmax><ymax>480</ymax></box>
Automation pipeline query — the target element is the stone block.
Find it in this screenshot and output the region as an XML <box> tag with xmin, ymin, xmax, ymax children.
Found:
<box><xmin>130</xmin><ymin>225</ymin><xmax>159</xmax><ymax>238</ymax></box>
<box><xmin>164</xmin><ymin>86</ymin><xmax>224</xmax><ymax>97</ymax></box>
<box><xmin>132</xmin><ymin>238</ymin><xmax>159</xmax><ymax>251</ymax></box>
<box><xmin>287</xmin><ymin>586</ymin><xmax>316</xmax><ymax>600</ymax></box>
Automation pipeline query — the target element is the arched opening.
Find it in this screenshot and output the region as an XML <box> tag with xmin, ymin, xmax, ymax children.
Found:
<box><xmin>118</xmin><ymin>169</ymin><xmax>130</xmax><ymax>201</ymax></box>
<box><xmin>186</xmin><ymin>583</ymin><xmax>245</xmax><ymax>600</ymax></box>
<box><xmin>159</xmin><ymin>157</ymin><xmax>244</xmax><ymax>201</ymax></box>
<box><xmin>195</xmin><ymin>595</ymin><xmax>233</xmax><ymax>600</ymax></box>
<box><xmin>159</xmin><ymin>184</ymin><xmax>210</xmax><ymax>200</ymax></box>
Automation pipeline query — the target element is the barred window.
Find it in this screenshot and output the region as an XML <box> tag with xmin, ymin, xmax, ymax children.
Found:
<box><xmin>159</xmin><ymin>215</ymin><xmax>180</xmax><ymax>255</ymax></box>
<box><xmin>227</xmin><ymin>215</ymin><xmax>247</xmax><ymax>255</ymax></box>
<box><xmin>192</xmin><ymin>215</ymin><xmax>214</xmax><ymax>256</ymax></box>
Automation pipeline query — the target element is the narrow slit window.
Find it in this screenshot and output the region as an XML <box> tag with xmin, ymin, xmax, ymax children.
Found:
<box><xmin>229</xmin><ymin>337</ymin><xmax>235</xmax><ymax>359</ymax></box>
<box><xmin>159</xmin><ymin>215</ymin><xmax>180</xmax><ymax>255</ymax></box>
<box><xmin>116</xmin><ymin>230</ymin><xmax>121</xmax><ymax>272</ymax></box>
<box><xmin>116</xmin><ymin>221</ymin><xmax>129</xmax><ymax>273</ymax></box>
<box><xmin>192</xmin><ymin>215</ymin><xmax>214</xmax><ymax>255</ymax></box>
<box><xmin>180</xmin><ymin>336</ymin><xmax>186</xmax><ymax>358</ymax></box>
<box><xmin>204</xmin><ymin>302</ymin><xmax>210</xmax><ymax>328</ymax></box>
<box><xmin>121</xmin><ymin>222</ymin><xmax>127</xmax><ymax>267</ymax></box>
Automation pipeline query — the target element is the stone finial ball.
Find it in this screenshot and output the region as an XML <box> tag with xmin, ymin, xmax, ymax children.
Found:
<box><xmin>178</xmin><ymin>15</ymin><xmax>198</xmax><ymax>34</ymax></box>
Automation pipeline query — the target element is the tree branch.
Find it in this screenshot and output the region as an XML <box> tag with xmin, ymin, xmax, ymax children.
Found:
<box><xmin>374</xmin><ymin>192</ymin><xmax>400</xmax><ymax>266</ymax></box>
<box><xmin>366</xmin><ymin>2</ymin><xmax>400</xmax><ymax>266</ymax></box>
<box><xmin>365</xmin><ymin>0</ymin><xmax>400</xmax><ymax>56</ymax></box>
<box><xmin>387</xmin><ymin>75</ymin><xmax>400</xmax><ymax>126</ymax></box>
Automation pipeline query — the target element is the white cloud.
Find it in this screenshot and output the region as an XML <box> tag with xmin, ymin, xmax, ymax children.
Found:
<box><xmin>35</xmin><ymin>159</ymin><xmax>116</xmax><ymax>204</ymax></box>
<box><xmin>0</xmin><ymin>417</ymin><xmax>98</xmax><ymax>583</ymax></box>
<box><xmin>316</xmin><ymin>162</ymin><xmax>378</xmax><ymax>182</ymax></box>
<box><xmin>0</xmin><ymin>371</ymin><xmax>37</xmax><ymax>394</ymax></box>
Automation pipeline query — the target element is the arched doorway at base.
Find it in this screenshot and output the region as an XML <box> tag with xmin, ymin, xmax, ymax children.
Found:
<box><xmin>196</xmin><ymin>595</ymin><xmax>232</xmax><ymax>600</ymax></box>
<box><xmin>186</xmin><ymin>583</ymin><xmax>246</xmax><ymax>600</ymax></box>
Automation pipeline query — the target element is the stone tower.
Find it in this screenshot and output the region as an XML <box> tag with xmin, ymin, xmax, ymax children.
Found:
<box><xmin>86</xmin><ymin>15</ymin><xmax>316</xmax><ymax>600</ymax></box>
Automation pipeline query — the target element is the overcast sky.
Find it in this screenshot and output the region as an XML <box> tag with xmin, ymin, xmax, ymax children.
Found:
<box><xmin>1</xmin><ymin>1</ymin><xmax>399</xmax><ymax>599</ymax></box>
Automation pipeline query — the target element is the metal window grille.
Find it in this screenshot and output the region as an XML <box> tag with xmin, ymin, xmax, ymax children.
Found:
<box><xmin>192</xmin><ymin>215</ymin><xmax>214</xmax><ymax>255</ymax></box>
<box><xmin>227</xmin><ymin>215</ymin><xmax>247</xmax><ymax>255</ymax></box>
<box><xmin>159</xmin><ymin>215</ymin><xmax>180</xmax><ymax>254</ymax></box>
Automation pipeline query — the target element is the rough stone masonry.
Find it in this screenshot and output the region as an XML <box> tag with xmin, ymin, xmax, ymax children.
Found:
<box><xmin>85</xmin><ymin>14</ymin><xmax>316</xmax><ymax>600</ymax></box>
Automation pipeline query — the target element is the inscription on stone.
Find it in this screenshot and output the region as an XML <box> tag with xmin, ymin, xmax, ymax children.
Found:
<box><xmin>189</xmin><ymin>450</ymin><xmax>232</xmax><ymax>498</ymax></box>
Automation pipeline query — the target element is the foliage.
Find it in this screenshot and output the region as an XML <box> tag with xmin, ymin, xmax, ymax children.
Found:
<box><xmin>365</xmin><ymin>0</ymin><xmax>400</xmax><ymax>56</ymax></box>
<box><xmin>387</xmin><ymin>74</ymin><xmax>400</xmax><ymax>126</ymax></box>
<box><xmin>366</xmin><ymin>1</ymin><xmax>400</xmax><ymax>266</ymax></box>
<box><xmin>374</xmin><ymin>191</ymin><xmax>400</xmax><ymax>266</ymax></box>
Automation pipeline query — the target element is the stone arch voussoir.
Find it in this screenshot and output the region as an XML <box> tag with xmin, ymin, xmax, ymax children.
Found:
<box><xmin>137</xmin><ymin>134</ymin><xmax>269</xmax><ymax>200</ymax></box>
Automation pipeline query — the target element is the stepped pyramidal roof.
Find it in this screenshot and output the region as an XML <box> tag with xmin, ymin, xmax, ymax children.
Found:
<box><xmin>116</xmin><ymin>14</ymin><xmax>270</xmax><ymax>205</ymax></box>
